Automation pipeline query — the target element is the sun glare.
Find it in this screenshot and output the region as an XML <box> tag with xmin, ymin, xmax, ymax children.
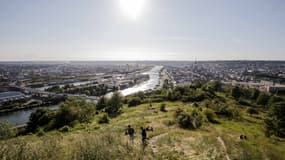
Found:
<box><xmin>119</xmin><ymin>0</ymin><xmax>147</xmax><ymax>20</ymax></box>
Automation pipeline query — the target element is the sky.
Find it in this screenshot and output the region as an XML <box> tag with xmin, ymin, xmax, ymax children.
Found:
<box><xmin>0</xmin><ymin>0</ymin><xmax>285</xmax><ymax>61</ymax></box>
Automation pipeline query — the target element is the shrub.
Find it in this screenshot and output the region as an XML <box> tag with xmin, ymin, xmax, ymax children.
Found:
<box><xmin>250</xmin><ymin>88</ymin><xmax>260</xmax><ymax>100</ymax></box>
<box><xmin>0</xmin><ymin>122</ymin><xmax>16</xmax><ymax>140</ymax></box>
<box><xmin>238</xmin><ymin>99</ymin><xmax>252</xmax><ymax>106</ymax></box>
<box><xmin>98</xmin><ymin>113</ymin><xmax>109</xmax><ymax>124</ymax></box>
<box><xmin>134</xmin><ymin>91</ymin><xmax>145</xmax><ymax>100</ymax></box>
<box><xmin>202</xmin><ymin>80</ymin><xmax>222</xmax><ymax>92</ymax></box>
<box><xmin>27</xmin><ymin>108</ymin><xmax>55</xmax><ymax>132</ymax></box>
<box><xmin>54</xmin><ymin>97</ymin><xmax>96</xmax><ymax>128</ymax></box>
<box><xmin>246</xmin><ymin>107</ymin><xmax>258</xmax><ymax>115</ymax></box>
<box><xmin>70</xmin><ymin>120</ymin><xmax>80</xmax><ymax>127</ymax></box>
<box><xmin>176</xmin><ymin>109</ymin><xmax>203</xmax><ymax>129</ymax></box>
<box><xmin>96</xmin><ymin>96</ymin><xmax>107</xmax><ymax>110</ymax></box>
<box><xmin>160</xmin><ymin>103</ymin><xmax>167</xmax><ymax>112</ymax></box>
<box><xmin>215</xmin><ymin>106</ymin><xmax>240</xmax><ymax>119</ymax></box>
<box><xmin>174</xmin><ymin>108</ymin><xmax>184</xmax><ymax>118</ymax></box>
<box><xmin>59</xmin><ymin>125</ymin><xmax>70</xmax><ymax>132</ymax></box>
<box><xmin>128</xmin><ymin>97</ymin><xmax>142</xmax><ymax>107</ymax></box>
<box><xmin>268</xmin><ymin>95</ymin><xmax>284</xmax><ymax>105</ymax></box>
<box><xmin>203</xmin><ymin>108</ymin><xmax>219</xmax><ymax>123</ymax></box>
<box><xmin>231</xmin><ymin>86</ymin><xmax>241</xmax><ymax>99</ymax></box>
<box><xmin>265</xmin><ymin>102</ymin><xmax>285</xmax><ymax>137</ymax></box>
<box><xmin>36</xmin><ymin>128</ymin><xmax>45</xmax><ymax>137</ymax></box>
<box><xmin>256</xmin><ymin>92</ymin><xmax>270</xmax><ymax>106</ymax></box>
<box><xmin>106</xmin><ymin>92</ymin><xmax>123</xmax><ymax>115</ymax></box>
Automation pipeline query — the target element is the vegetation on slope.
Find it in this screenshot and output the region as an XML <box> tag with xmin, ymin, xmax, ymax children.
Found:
<box><xmin>1</xmin><ymin>81</ymin><xmax>285</xmax><ymax>160</ymax></box>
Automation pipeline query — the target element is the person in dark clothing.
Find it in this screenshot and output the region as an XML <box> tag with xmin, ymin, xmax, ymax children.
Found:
<box><xmin>127</xmin><ymin>125</ymin><xmax>135</xmax><ymax>143</ymax></box>
<box><xmin>141</xmin><ymin>127</ymin><xmax>147</xmax><ymax>145</ymax></box>
<box><xmin>146</xmin><ymin>126</ymin><xmax>154</xmax><ymax>131</ymax></box>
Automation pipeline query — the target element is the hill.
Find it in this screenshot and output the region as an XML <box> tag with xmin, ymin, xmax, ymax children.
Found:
<box><xmin>1</xmin><ymin>81</ymin><xmax>285</xmax><ymax>160</ymax></box>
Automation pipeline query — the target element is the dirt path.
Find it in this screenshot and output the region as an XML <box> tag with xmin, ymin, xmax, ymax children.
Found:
<box><xmin>217</xmin><ymin>136</ymin><xmax>231</xmax><ymax>160</ymax></box>
<box><xmin>148</xmin><ymin>133</ymin><xmax>168</xmax><ymax>153</ymax></box>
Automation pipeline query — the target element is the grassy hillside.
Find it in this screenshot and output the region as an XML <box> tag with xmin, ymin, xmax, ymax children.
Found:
<box><xmin>1</xmin><ymin>82</ymin><xmax>285</xmax><ymax>160</ymax></box>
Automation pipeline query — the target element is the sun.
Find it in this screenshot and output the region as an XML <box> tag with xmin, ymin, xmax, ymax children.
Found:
<box><xmin>119</xmin><ymin>0</ymin><xmax>147</xmax><ymax>20</ymax></box>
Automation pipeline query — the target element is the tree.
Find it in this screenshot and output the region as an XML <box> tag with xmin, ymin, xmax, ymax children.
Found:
<box><xmin>0</xmin><ymin>122</ymin><xmax>16</xmax><ymax>140</ymax></box>
<box><xmin>162</xmin><ymin>79</ymin><xmax>173</xmax><ymax>90</ymax></box>
<box><xmin>256</xmin><ymin>92</ymin><xmax>270</xmax><ymax>105</ymax></box>
<box><xmin>203</xmin><ymin>80</ymin><xmax>222</xmax><ymax>92</ymax></box>
<box><xmin>27</xmin><ymin>108</ymin><xmax>55</xmax><ymax>132</ymax></box>
<box><xmin>250</xmin><ymin>88</ymin><xmax>260</xmax><ymax>100</ymax></box>
<box><xmin>96</xmin><ymin>96</ymin><xmax>107</xmax><ymax>110</ymax></box>
<box><xmin>231</xmin><ymin>86</ymin><xmax>241</xmax><ymax>99</ymax></box>
<box><xmin>268</xmin><ymin>95</ymin><xmax>284</xmax><ymax>106</ymax></box>
<box><xmin>106</xmin><ymin>92</ymin><xmax>123</xmax><ymax>115</ymax></box>
<box><xmin>55</xmin><ymin>97</ymin><xmax>96</xmax><ymax>128</ymax></box>
<box><xmin>128</xmin><ymin>97</ymin><xmax>142</xmax><ymax>107</ymax></box>
<box><xmin>135</xmin><ymin>91</ymin><xmax>145</xmax><ymax>100</ymax></box>
<box><xmin>265</xmin><ymin>102</ymin><xmax>285</xmax><ymax>137</ymax></box>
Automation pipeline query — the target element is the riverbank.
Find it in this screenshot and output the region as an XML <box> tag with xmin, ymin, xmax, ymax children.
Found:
<box><xmin>0</xmin><ymin>66</ymin><xmax>163</xmax><ymax>126</ymax></box>
<box><xmin>0</xmin><ymin>105</ymin><xmax>59</xmax><ymax>126</ymax></box>
<box><xmin>0</xmin><ymin>102</ymin><xmax>58</xmax><ymax>114</ymax></box>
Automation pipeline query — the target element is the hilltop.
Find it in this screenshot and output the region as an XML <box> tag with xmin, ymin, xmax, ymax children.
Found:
<box><xmin>1</xmin><ymin>81</ymin><xmax>285</xmax><ymax>160</ymax></box>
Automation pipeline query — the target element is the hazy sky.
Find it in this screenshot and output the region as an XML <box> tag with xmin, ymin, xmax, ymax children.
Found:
<box><xmin>0</xmin><ymin>0</ymin><xmax>285</xmax><ymax>61</ymax></box>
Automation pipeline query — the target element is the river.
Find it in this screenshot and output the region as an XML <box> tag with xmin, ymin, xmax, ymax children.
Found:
<box><xmin>0</xmin><ymin>105</ymin><xmax>59</xmax><ymax>126</ymax></box>
<box><xmin>0</xmin><ymin>66</ymin><xmax>163</xmax><ymax>126</ymax></box>
<box><xmin>116</xmin><ymin>65</ymin><xmax>163</xmax><ymax>96</ymax></box>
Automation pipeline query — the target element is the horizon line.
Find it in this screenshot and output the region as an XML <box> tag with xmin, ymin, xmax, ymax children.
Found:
<box><xmin>0</xmin><ymin>59</ymin><xmax>285</xmax><ymax>62</ymax></box>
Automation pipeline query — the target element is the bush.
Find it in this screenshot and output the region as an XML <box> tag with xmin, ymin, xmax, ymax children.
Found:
<box><xmin>268</xmin><ymin>95</ymin><xmax>284</xmax><ymax>105</ymax></box>
<box><xmin>250</xmin><ymin>88</ymin><xmax>260</xmax><ymax>100</ymax></box>
<box><xmin>0</xmin><ymin>122</ymin><xmax>16</xmax><ymax>140</ymax></box>
<box><xmin>36</xmin><ymin>128</ymin><xmax>45</xmax><ymax>137</ymax></box>
<box><xmin>98</xmin><ymin>113</ymin><xmax>109</xmax><ymax>124</ymax></box>
<box><xmin>128</xmin><ymin>97</ymin><xmax>142</xmax><ymax>107</ymax></box>
<box><xmin>238</xmin><ymin>99</ymin><xmax>252</xmax><ymax>106</ymax></box>
<box><xmin>96</xmin><ymin>96</ymin><xmax>107</xmax><ymax>110</ymax></box>
<box><xmin>174</xmin><ymin>108</ymin><xmax>184</xmax><ymax>118</ymax></box>
<box><xmin>176</xmin><ymin>109</ymin><xmax>203</xmax><ymax>129</ymax></box>
<box><xmin>106</xmin><ymin>92</ymin><xmax>123</xmax><ymax>115</ymax></box>
<box><xmin>27</xmin><ymin>108</ymin><xmax>55</xmax><ymax>132</ymax></box>
<box><xmin>160</xmin><ymin>103</ymin><xmax>167</xmax><ymax>112</ymax></box>
<box><xmin>256</xmin><ymin>92</ymin><xmax>270</xmax><ymax>106</ymax></box>
<box><xmin>203</xmin><ymin>108</ymin><xmax>219</xmax><ymax>123</ymax></box>
<box><xmin>59</xmin><ymin>125</ymin><xmax>70</xmax><ymax>132</ymax></box>
<box><xmin>215</xmin><ymin>106</ymin><xmax>240</xmax><ymax>119</ymax></box>
<box><xmin>70</xmin><ymin>120</ymin><xmax>80</xmax><ymax>127</ymax></box>
<box><xmin>246</xmin><ymin>107</ymin><xmax>259</xmax><ymax>115</ymax></box>
<box><xmin>231</xmin><ymin>86</ymin><xmax>241</xmax><ymax>99</ymax></box>
<box><xmin>54</xmin><ymin>97</ymin><xmax>96</xmax><ymax>128</ymax></box>
<box><xmin>202</xmin><ymin>80</ymin><xmax>222</xmax><ymax>92</ymax></box>
<box><xmin>265</xmin><ymin>102</ymin><xmax>285</xmax><ymax>137</ymax></box>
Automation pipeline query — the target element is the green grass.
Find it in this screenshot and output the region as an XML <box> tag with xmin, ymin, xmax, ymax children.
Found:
<box><xmin>1</xmin><ymin>100</ymin><xmax>285</xmax><ymax>160</ymax></box>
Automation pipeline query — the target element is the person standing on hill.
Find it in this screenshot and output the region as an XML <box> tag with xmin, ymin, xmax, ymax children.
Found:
<box><xmin>126</xmin><ymin>125</ymin><xmax>135</xmax><ymax>144</ymax></box>
<box><xmin>141</xmin><ymin>127</ymin><xmax>147</xmax><ymax>145</ymax></box>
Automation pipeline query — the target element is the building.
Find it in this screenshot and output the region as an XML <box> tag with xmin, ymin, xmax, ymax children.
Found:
<box><xmin>0</xmin><ymin>91</ymin><xmax>28</xmax><ymax>103</ymax></box>
<box><xmin>267</xmin><ymin>85</ymin><xmax>285</xmax><ymax>94</ymax></box>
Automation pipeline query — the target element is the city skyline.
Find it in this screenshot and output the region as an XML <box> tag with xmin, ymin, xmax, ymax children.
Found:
<box><xmin>1</xmin><ymin>0</ymin><xmax>285</xmax><ymax>61</ymax></box>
